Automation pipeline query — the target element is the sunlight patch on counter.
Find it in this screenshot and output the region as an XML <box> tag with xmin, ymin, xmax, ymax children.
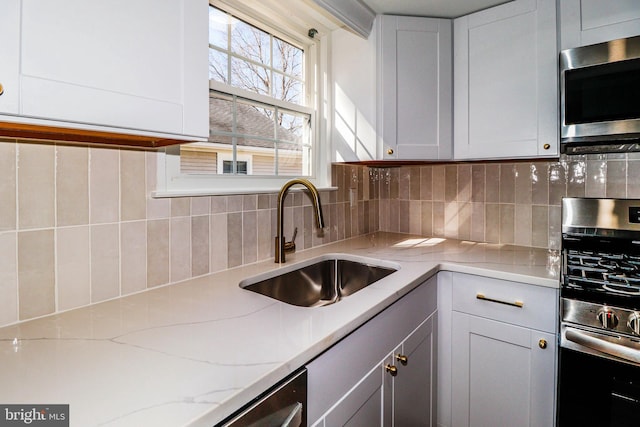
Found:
<box><xmin>393</xmin><ymin>238</ymin><xmax>446</xmax><ymax>248</ymax></box>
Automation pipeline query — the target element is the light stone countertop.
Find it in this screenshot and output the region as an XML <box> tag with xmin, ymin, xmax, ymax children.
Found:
<box><xmin>0</xmin><ymin>232</ymin><xmax>560</xmax><ymax>427</ymax></box>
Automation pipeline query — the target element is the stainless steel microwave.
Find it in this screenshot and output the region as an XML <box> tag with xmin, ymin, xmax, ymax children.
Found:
<box><xmin>560</xmin><ymin>36</ymin><xmax>640</xmax><ymax>154</ymax></box>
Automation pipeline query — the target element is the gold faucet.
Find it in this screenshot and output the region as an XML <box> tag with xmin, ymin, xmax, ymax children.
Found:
<box><xmin>275</xmin><ymin>178</ymin><xmax>325</xmax><ymax>263</ymax></box>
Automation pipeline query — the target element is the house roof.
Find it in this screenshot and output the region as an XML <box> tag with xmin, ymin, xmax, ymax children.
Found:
<box><xmin>209</xmin><ymin>94</ymin><xmax>303</xmax><ymax>151</ymax></box>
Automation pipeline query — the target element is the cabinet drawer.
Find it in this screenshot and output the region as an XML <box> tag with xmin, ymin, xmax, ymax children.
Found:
<box><xmin>451</xmin><ymin>273</ymin><xmax>557</xmax><ymax>333</ymax></box>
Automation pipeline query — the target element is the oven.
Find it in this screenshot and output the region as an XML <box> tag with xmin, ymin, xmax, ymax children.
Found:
<box><xmin>558</xmin><ymin>198</ymin><xmax>640</xmax><ymax>426</ymax></box>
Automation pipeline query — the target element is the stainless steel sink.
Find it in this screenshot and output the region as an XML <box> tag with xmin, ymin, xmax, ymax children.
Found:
<box><xmin>239</xmin><ymin>254</ymin><xmax>399</xmax><ymax>307</ymax></box>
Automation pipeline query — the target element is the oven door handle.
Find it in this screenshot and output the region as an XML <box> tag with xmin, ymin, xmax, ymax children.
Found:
<box><xmin>565</xmin><ymin>327</ymin><xmax>640</xmax><ymax>365</ymax></box>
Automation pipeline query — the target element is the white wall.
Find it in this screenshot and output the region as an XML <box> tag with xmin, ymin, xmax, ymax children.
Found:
<box><xmin>330</xmin><ymin>24</ymin><xmax>379</xmax><ymax>162</ymax></box>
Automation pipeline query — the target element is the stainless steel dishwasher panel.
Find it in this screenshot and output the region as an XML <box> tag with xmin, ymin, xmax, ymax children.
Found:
<box><xmin>219</xmin><ymin>369</ymin><xmax>307</xmax><ymax>427</ymax></box>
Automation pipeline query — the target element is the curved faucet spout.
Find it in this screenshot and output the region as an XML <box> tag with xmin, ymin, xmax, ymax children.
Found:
<box><xmin>275</xmin><ymin>178</ymin><xmax>324</xmax><ymax>263</ymax></box>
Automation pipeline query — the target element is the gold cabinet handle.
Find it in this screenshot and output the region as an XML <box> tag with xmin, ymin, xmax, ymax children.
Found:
<box><xmin>539</xmin><ymin>339</ymin><xmax>547</xmax><ymax>349</ymax></box>
<box><xmin>0</xmin><ymin>83</ymin><xmax>4</xmax><ymax>96</ymax></box>
<box><xmin>476</xmin><ymin>293</ymin><xmax>524</xmax><ymax>308</ymax></box>
<box><xmin>543</xmin><ymin>143</ymin><xmax>551</xmax><ymax>150</ymax></box>
<box><xmin>385</xmin><ymin>364</ymin><xmax>398</xmax><ymax>377</ymax></box>
<box><xmin>387</xmin><ymin>148</ymin><xmax>394</xmax><ymax>155</ymax></box>
<box><xmin>395</xmin><ymin>354</ymin><xmax>408</xmax><ymax>366</ymax></box>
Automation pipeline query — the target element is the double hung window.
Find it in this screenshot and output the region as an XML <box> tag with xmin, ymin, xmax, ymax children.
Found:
<box><xmin>163</xmin><ymin>2</ymin><xmax>319</xmax><ymax>195</ymax></box>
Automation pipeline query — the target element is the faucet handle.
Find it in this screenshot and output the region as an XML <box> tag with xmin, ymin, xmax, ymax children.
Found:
<box><xmin>284</xmin><ymin>227</ymin><xmax>297</xmax><ymax>253</ymax></box>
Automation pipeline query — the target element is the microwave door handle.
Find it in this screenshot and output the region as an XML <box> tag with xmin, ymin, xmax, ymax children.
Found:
<box><xmin>281</xmin><ymin>402</ymin><xmax>303</xmax><ymax>427</ymax></box>
<box><xmin>565</xmin><ymin>328</ymin><xmax>640</xmax><ymax>365</ymax></box>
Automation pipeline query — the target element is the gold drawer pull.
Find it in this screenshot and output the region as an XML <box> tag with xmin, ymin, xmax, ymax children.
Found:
<box><xmin>476</xmin><ymin>293</ymin><xmax>524</xmax><ymax>308</ymax></box>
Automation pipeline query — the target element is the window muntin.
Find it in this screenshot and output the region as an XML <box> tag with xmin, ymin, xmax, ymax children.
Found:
<box><xmin>180</xmin><ymin>4</ymin><xmax>312</xmax><ymax>179</ymax></box>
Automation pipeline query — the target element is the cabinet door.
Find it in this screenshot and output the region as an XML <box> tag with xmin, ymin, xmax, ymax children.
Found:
<box><xmin>307</xmin><ymin>277</ymin><xmax>437</xmax><ymax>423</ymax></box>
<box><xmin>378</xmin><ymin>15</ymin><xmax>452</xmax><ymax>160</ymax></box>
<box><xmin>453</xmin><ymin>0</ymin><xmax>557</xmax><ymax>159</ymax></box>
<box><xmin>451</xmin><ymin>312</ymin><xmax>556</xmax><ymax>427</ymax></box>
<box><xmin>384</xmin><ymin>315</ymin><xmax>436</xmax><ymax>426</ymax></box>
<box><xmin>15</xmin><ymin>0</ymin><xmax>208</xmax><ymax>138</ymax></box>
<box><xmin>0</xmin><ymin>0</ymin><xmax>20</xmax><ymax>114</ymax></box>
<box><xmin>316</xmin><ymin>366</ymin><xmax>383</xmax><ymax>427</ymax></box>
<box><xmin>560</xmin><ymin>0</ymin><xmax>640</xmax><ymax>49</ymax></box>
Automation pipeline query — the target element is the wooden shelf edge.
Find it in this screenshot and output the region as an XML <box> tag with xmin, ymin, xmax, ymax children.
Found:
<box><xmin>0</xmin><ymin>121</ymin><xmax>193</xmax><ymax>149</ymax></box>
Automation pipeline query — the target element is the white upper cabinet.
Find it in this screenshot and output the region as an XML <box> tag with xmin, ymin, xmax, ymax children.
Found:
<box><xmin>0</xmin><ymin>0</ymin><xmax>209</xmax><ymax>142</ymax></box>
<box><xmin>378</xmin><ymin>15</ymin><xmax>452</xmax><ymax>160</ymax></box>
<box><xmin>0</xmin><ymin>0</ymin><xmax>20</xmax><ymax>115</ymax></box>
<box><xmin>453</xmin><ymin>0</ymin><xmax>558</xmax><ymax>160</ymax></box>
<box><xmin>560</xmin><ymin>0</ymin><xmax>640</xmax><ymax>49</ymax></box>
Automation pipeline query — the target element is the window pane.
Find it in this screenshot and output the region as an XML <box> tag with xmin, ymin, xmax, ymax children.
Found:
<box><xmin>277</xmin><ymin>142</ymin><xmax>304</xmax><ymax>176</ymax></box>
<box><xmin>273</xmin><ymin>38</ymin><xmax>303</xmax><ymax>79</ymax></box>
<box><xmin>222</xmin><ymin>160</ymin><xmax>248</xmax><ymax>175</ymax></box>
<box><xmin>230</xmin><ymin>18</ymin><xmax>270</xmax><ymax>66</ymax></box>
<box><xmin>222</xmin><ymin>160</ymin><xmax>233</xmax><ymax>174</ymax></box>
<box><xmin>209</xmin><ymin>7</ymin><xmax>228</xmax><ymax>49</ymax></box>
<box><xmin>231</xmin><ymin>57</ymin><xmax>270</xmax><ymax>96</ymax></box>
<box><xmin>209</xmin><ymin>93</ymin><xmax>235</xmax><ymax>136</ymax></box>
<box><xmin>180</xmin><ymin>144</ymin><xmax>218</xmax><ymax>174</ymax></box>
<box><xmin>236</xmin><ymin>99</ymin><xmax>275</xmax><ymax>139</ymax></box>
<box><xmin>209</xmin><ymin>49</ymin><xmax>228</xmax><ymax>83</ymax></box>
<box><xmin>239</xmin><ymin>138</ymin><xmax>275</xmax><ymax>175</ymax></box>
<box><xmin>236</xmin><ymin>161</ymin><xmax>248</xmax><ymax>174</ymax></box>
<box><xmin>277</xmin><ymin>111</ymin><xmax>308</xmax><ymax>144</ymax></box>
<box><xmin>273</xmin><ymin>72</ymin><xmax>303</xmax><ymax>105</ymax></box>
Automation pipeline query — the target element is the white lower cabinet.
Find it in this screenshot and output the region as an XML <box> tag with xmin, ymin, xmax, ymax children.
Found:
<box><xmin>440</xmin><ymin>272</ymin><xmax>558</xmax><ymax>427</ymax></box>
<box><xmin>322</xmin><ymin>365</ymin><xmax>383</xmax><ymax>426</ymax></box>
<box><xmin>307</xmin><ymin>276</ymin><xmax>437</xmax><ymax>426</ymax></box>
<box><xmin>384</xmin><ymin>316</ymin><xmax>435</xmax><ymax>426</ymax></box>
<box><xmin>451</xmin><ymin>313</ymin><xmax>556</xmax><ymax>427</ymax></box>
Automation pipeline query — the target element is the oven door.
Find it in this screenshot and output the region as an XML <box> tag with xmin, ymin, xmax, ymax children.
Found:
<box><xmin>558</xmin><ymin>326</ymin><xmax>640</xmax><ymax>426</ymax></box>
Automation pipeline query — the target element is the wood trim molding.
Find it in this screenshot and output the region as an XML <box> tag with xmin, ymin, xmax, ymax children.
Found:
<box><xmin>0</xmin><ymin>121</ymin><xmax>190</xmax><ymax>149</ymax></box>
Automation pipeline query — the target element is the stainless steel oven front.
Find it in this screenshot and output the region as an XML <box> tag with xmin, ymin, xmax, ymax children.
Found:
<box><xmin>558</xmin><ymin>198</ymin><xmax>640</xmax><ymax>426</ymax></box>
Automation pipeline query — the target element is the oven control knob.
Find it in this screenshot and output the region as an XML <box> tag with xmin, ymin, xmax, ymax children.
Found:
<box><xmin>597</xmin><ymin>308</ymin><xmax>619</xmax><ymax>329</ymax></box>
<box><xmin>628</xmin><ymin>312</ymin><xmax>640</xmax><ymax>336</ymax></box>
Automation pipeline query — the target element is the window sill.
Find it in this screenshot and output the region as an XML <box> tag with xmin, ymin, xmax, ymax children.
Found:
<box><xmin>151</xmin><ymin>186</ymin><xmax>338</xmax><ymax>198</ymax></box>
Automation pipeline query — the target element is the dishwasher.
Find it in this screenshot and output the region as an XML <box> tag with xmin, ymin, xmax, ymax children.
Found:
<box><xmin>218</xmin><ymin>368</ymin><xmax>306</xmax><ymax>427</ymax></box>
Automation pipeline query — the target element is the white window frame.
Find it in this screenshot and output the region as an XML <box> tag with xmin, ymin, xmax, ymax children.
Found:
<box><xmin>154</xmin><ymin>0</ymin><xmax>331</xmax><ymax>197</ymax></box>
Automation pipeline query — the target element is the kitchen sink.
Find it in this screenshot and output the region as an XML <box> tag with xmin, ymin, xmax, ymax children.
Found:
<box><xmin>239</xmin><ymin>254</ymin><xmax>399</xmax><ymax>307</ymax></box>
